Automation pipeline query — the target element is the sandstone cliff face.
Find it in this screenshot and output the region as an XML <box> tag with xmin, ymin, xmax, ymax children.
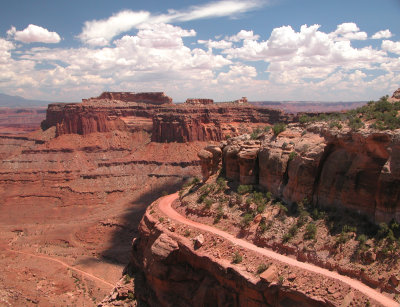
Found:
<box><xmin>44</xmin><ymin>97</ymin><xmax>296</xmax><ymax>142</ymax></box>
<box><xmin>185</xmin><ymin>98</ymin><xmax>214</xmax><ymax>105</ymax></box>
<box><xmin>129</xmin><ymin>203</ymin><xmax>330</xmax><ymax>307</ymax></box>
<box><xmin>151</xmin><ymin>105</ymin><xmax>294</xmax><ymax>143</ymax></box>
<box><xmin>85</xmin><ymin>92</ymin><xmax>173</xmax><ymax>105</ymax></box>
<box><xmin>199</xmin><ymin>125</ymin><xmax>400</xmax><ymax>223</ymax></box>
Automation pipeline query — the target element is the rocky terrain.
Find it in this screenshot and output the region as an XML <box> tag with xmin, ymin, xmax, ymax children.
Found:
<box><xmin>0</xmin><ymin>91</ymin><xmax>298</xmax><ymax>306</ymax></box>
<box><xmin>1</xmin><ymin>90</ymin><xmax>400</xmax><ymax>306</ymax></box>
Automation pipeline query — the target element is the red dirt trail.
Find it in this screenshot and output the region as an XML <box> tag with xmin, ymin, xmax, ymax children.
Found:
<box><xmin>159</xmin><ymin>193</ymin><xmax>399</xmax><ymax>307</ymax></box>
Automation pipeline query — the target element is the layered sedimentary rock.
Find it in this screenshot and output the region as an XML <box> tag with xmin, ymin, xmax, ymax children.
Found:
<box><xmin>84</xmin><ymin>92</ymin><xmax>173</xmax><ymax>105</ymax></box>
<box><xmin>198</xmin><ymin>145</ymin><xmax>222</xmax><ymax>180</ymax></box>
<box><xmin>199</xmin><ymin>125</ymin><xmax>400</xmax><ymax>223</ymax></box>
<box><xmin>129</xmin><ymin>203</ymin><xmax>330</xmax><ymax>307</ymax></box>
<box><xmin>185</xmin><ymin>98</ymin><xmax>214</xmax><ymax>105</ymax></box>
<box><xmin>44</xmin><ymin>94</ymin><xmax>295</xmax><ymax>141</ymax></box>
<box><xmin>151</xmin><ymin>105</ymin><xmax>294</xmax><ymax>143</ymax></box>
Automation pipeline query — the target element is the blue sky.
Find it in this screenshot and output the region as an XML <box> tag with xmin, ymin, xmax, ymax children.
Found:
<box><xmin>0</xmin><ymin>0</ymin><xmax>399</xmax><ymax>102</ymax></box>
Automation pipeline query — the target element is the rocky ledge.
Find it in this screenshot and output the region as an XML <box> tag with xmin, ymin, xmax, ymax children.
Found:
<box><xmin>101</xmin><ymin>196</ymin><xmax>381</xmax><ymax>306</ymax></box>
<box><xmin>199</xmin><ymin>124</ymin><xmax>400</xmax><ymax>223</ymax></box>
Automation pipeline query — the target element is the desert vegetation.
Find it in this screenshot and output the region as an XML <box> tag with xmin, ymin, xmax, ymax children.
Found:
<box><xmin>299</xmin><ymin>95</ymin><xmax>400</xmax><ymax>131</ymax></box>
<box><xmin>178</xmin><ymin>173</ymin><xmax>400</xmax><ymax>284</ymax></box>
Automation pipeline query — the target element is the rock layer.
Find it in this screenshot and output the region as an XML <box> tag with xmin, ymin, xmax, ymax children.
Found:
<box><xmin>130</xmin><ymin>201</ymin><xmax>331</xmax><ymax>307</ymax></box>
<box><xmin>42</xmin><ymin>93</ymin><xmax>296</xmax><ymax>141</ymax></box>
<box><xmin>199</xmin><ymin>125</ymin><xmax>400</xmax><ymax>223</ymax></box>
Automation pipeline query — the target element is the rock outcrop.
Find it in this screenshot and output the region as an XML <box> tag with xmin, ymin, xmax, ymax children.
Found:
<box><xmin>129</xmin><ymin>201</ymin><xmax>336</xmax><ymax>307</ymax></box>
<box><xmin>151</xmin><ymin>105</ymin><xmax>295</xmax><ymax>143</ymax></box>
<box><xmin>391</xmin><ymin>88</ymin><xmax>400</xmax><ymax>101</ymax></box>
<box><xmin>84</xmin><ymin>92</ymin><xmax>173</xmax><ymax>105</ymax></box>
<box><xmin>199</xmin><ymin>125</ymin><xmax>400</xmax><ymax>223</ymax></box>
<box><xmin>185</xmin><ymin>98</ymin><xmax>214</xmax><ymax>105</ymax></box>
<box><xmin>42</xmin><ymin>92</ymin><xmax>296</xmax><ymax>141</ymax></box>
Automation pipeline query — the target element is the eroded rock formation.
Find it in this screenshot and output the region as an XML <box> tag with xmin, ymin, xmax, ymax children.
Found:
<box><xmin>391</xmin><ymin>88</ymin><xmax>400</xmax><ymax>101</ymax></box>
<box><xmin>199</xmin><ymin>125</ymin><xmax>400</xmax><ymax>223</ymax></box>
<box><xmin>185</xmin><ymin>98</ymin><xmax>214</xmax><ymax>105</ymax></box>
<box><xmin>84</xmin><ymin>92</ymin><xmax>173</xmax><ymax>105</ymax></box>
<box><xmin>129</xmin><ymin>202</ymin><xmax>333</xmax><ymax>307</ymax></box>
<box><xmin>43</xmin><ymin>92</ymin><xmax>296</xmax><ymax>141</ymax></box>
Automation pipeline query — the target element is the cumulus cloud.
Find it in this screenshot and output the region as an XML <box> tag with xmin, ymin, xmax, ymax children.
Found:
<box><xmin>330</xmin><ymin>22</ymin><xmax>367</xmax><ymax>41</ymax></box>
<box><xmin>7</xmin><ymin>24</ymin><xmax>61</xmax><ymax>44</ymax></box>
<box><xmin>372</xmin><ymin>30</ymin><xmax>392</xmax><ymax>39</ymax></box>
<box><xmin>382</xmin><ymin>40</ymin><xmax>400</xmax><ymax>54</ymax></box>
<box><xmin>198</xmin><ymin>39</ymin><xmax>232</xmax><ymax>49</ymax></box>
<box><xmin>0</xmin><ymin>20</ymin><xmax>398</xmax><ymax>102</ymax></box>
<box><xmin>78</xmin><ymin>1</ymin><xmax>263</xmax><ymax>46</ymax></box>
<box><xmin>227</xmin><ymin>30</ymin><xmax>260</xmax><ymax>42</ymax></box>
<box><xmin>9</xmin><ymin>23</ymin><xmax>230</xmax><ymax>98</ymax></box>
<box><xmin>217</xmin><ymin>64</ymin><xmax>257</xmax><ymax>84</ymax></box>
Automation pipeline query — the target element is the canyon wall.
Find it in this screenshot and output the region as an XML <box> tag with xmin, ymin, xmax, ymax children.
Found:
<box><xmin>128</xmin><ymin>203</ymin><xmax>329</xmax><ymax>307</ymax></box>
<box><xmin>84</xmin><ymin>92</ymin><xmax>173</xmax><ymax>105</ymax></box>
<box><xmin>199</xmin><ymin>125</ymin><xmax>400</xmax><ymax>223</ymax></box>
<box><xmin>42</xmin><ymin>94</ymin><xmax>296</xmax><ymax>141</ymax></box>
<box><xmin>151</xmin><ymin>106</ymin><xmax>295</xmax><ymax>143</ymax></box>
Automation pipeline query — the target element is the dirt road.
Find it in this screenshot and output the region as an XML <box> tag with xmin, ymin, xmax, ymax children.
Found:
<box><xmin>5</xmin><ymin>248</ymin><xmax>115</xmax><ymax>288</ymax></box>
<box><xmin>159</xmin><ymin>193</ymin><xmax>399</xmax><ymax>307</ymax></box>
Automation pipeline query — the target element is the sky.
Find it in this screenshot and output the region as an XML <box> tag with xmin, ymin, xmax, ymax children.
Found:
<box><xmin>0</xmin><ymin>0</ymin><xmax>400</xmax><ymax>102</ymax></box>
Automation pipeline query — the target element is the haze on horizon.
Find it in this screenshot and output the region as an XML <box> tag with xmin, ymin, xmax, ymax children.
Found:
<box><xmin>0</xmin><ymin>0</ymin><xmax>399</xmax><ymax>103</ymax></box>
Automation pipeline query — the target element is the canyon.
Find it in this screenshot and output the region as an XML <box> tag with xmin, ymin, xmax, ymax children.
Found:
<box><xmin>0</xmin><ymin>91</ymin><xmax>294</xmax><ymax>306</ymax></box>
<box><xmin>1</xmin><ymin>90</ymin><xmax>399</xmax><ymax>306</ymax></box>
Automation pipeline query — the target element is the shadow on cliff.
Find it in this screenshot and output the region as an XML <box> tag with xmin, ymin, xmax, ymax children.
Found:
<box><xmin>100</xmin><ymin>180</ymin><xmax>185</xmax><ymax>266</ymax></box>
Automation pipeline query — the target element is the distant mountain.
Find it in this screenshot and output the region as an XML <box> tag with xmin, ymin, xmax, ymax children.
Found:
<box><xmin>0</xmin><ymin>93</ymin><xmax>51</xmax><ymax>107</ymax></box>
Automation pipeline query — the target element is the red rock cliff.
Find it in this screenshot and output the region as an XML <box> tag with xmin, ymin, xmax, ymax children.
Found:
<box><xmin>199</xmin><ymin>125</ymin><xmax>400</xmax><ymax>223</ymax></box>
<box><xmin>85</xmin><ymin>92</ymin><xmax>173</xmax><ymax>105</ymax></box>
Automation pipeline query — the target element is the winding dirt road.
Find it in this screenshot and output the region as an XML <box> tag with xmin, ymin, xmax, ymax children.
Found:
<box><xmin>4</xmin><ymin>248</ymin><xmax>115</xmax><ymax>288</ymax></box>
<box><xmin>159</xmin><ymin>193</ymin><xmax>399</xmax><ymax>307</ymax></box>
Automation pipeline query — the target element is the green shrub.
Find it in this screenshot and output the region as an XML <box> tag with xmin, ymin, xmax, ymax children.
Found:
<box><xmin>299</xmin><ymin>115</ymin><xmax>312</xmax><ymax>124</ymax></box>
<box><xmin>241</xmin><ymin>213</ymin><xmax>254</xmax><ymax>228</ymax></box>
<box><xmin>257</xmin><ymin>263</ymin><xmax>268</xmax><ymax>274</ymax></box>
<box><xmin>214</xmin><ymin>204</ymin><xmax>224</xmax><ymax>224</ymax></box>
<box><xmin>159</xmin><ymin>217</ymin><xmax>164</xmax><ymax>223</ymax></box>
<box><xmin>127</xmin><ymin>292</ymin><xmax>135</xmax><ymax>301</ymax></box>
<box><xmin>232</xmin><ymin>251</ymin><xmax>243</xmax><ymax>264</ymax></box>
<box><xmin>273</xmin><ymin>123</ymin><xmax>286</xmax><ymax>136</ymax></box>
<box><xmin>288</xmin><ymin>151</ymin><xmax>297</xmax><ymax>161</ymax></box>
<box><xmin>258</xmin><ymin>218</ymin><xmax>269</xmax><ymax>234</ymax></box>
<box><xmin>217</xmin><ymin>177</ymin><xmax>227</xmax><ymax>190</ymax></box>
<box><xmin>184</xmin><ymin>229</ymin><xmax>191</xmax><ymax>237</ymax></box>
<box><xmin>238</xmin><ymin>184</ymin><xmax>253</xmax><ymax>195</ymax></box>
<box><xmin>204</xmin><ymin>198</ymin><xmax>213</xmax><ymax>209</ymax></box>
<box><xmin>304</xmin><ymin>222</ymin><xmax>317</xmax><ymax>240</ymax></box>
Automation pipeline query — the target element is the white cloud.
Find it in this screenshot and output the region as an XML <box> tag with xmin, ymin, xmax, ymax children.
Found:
<box><xmin>167</xmin><ymin>0</ymin><xmax>263</xmax><ymax>22</ymax></box>
<box><xmin>372</xmin><ymin>29</ymin><xmax>392</xmax><ymax>39</ymax></box>
<box><xmin>198</xmin><ymin>39</ymin><xmax>232</xmax><ymax>49</ymax></box>
<box><xmin>4</xmin><ymin>23</ymin><xmax>230</xmax><ymax>100</ymax></box>
<box><xmin>7</xmin><ymin>24</ymin><xmax>61</xmax><ymax>44</ymax></box>
<box><xmin>78</xmin><ymin>1</ymin><xmax>264</xmax><ymax>46</ymax></box>
<box><xmin>78</xmin><ymin>10</ymin><xmax>150</xmax><ymax>46</ymax></box>
<box><xmin>228</xmin><ymin>30</ymin><xmax>260</xmax><ymax>42</ymax></box>
<box><xmin>217</xmin><ymin>64</ymin><xmax>257</xmax><ymax>84</ymax></box>
<box><xmin>0</xmin><ymin>20</ymin><xmax>398</xmax><ymax>102</ymax></box>
<box><xmin>330</xmin><ymin>22</ymin><xmax>367</xmax><ymax>41</ymax></box>
<box><xmin>382</xmin><ymin>40</ymin><xmax>400</xmax><ymax>55</ymax></box>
